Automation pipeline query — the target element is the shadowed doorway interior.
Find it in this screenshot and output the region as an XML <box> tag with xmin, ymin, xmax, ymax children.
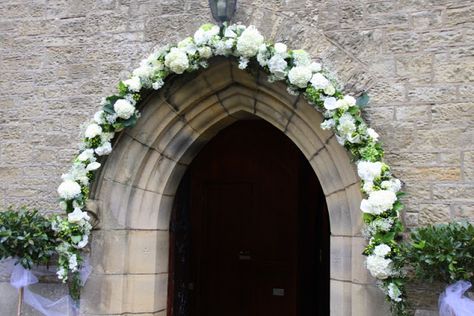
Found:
<box><xmin>168</xmin><ymin>119</ymin><xmax>329</xmax><ymax>316</ymax></box>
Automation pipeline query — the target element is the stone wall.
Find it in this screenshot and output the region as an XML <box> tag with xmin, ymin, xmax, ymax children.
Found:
<box><xmin>0</xmin><ymin>0</ymin><xmax>472</xmax><ymax>315</ymax></box>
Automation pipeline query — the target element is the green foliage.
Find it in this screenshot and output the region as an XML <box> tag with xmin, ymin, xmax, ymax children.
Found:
<box><xmin>0</xmin><ymin>208</ymin><xmax>59</xmax><ymax>269</ymax></box>
<box><xmin>404</xmin><ymin>221</ymin><xmax>474</xmax><ymax>284</ymax></box>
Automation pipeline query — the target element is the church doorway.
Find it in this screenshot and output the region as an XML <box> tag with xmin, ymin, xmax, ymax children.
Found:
<box><xmin>168</xmin><ymin>119</ymin><xmax>330</xmax><ymax>316</ymax></box>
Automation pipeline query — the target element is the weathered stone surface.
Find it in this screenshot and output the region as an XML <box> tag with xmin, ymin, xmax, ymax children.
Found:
<box><xmin>1</xmin><ymin>0</ymin><xmax>473</xmax><ymax>315</ymax></box>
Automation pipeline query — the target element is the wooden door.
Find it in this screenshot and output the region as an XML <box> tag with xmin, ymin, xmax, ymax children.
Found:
<box><xmin>168</xmin><ymin>120</ymin><xmax>329</xmax><ymax>316</ymax></box>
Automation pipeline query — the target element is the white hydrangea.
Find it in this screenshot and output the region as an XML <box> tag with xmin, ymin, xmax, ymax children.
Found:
<box><xmin>58</xmin><ymin>180</ymin><xmax>82</xmax><ymax>200</ymax></box>
<box><xmin>373</xmin><ymin>244</ymin><xmax>391</xmax><ymax>257</ymax></box>
<box><xmin>362</xmin><ymin>181</ymin><xmax>375</xmax><ymax>193</ymax></box>
<box><xmin>65</xmin><ymin>163</ymin><xmax>89</xmax><ymax>185</ymax></box>
<box><xmin>177</xmin><ymin>37</ymin><xmax>197</xmax><ymax>55</ymax></box>
<box><xmin>236</xmin><ymin>25</ymin><xmax>264</xmax><ymax>57</ymax></box>
<box><xmin>68</xmin><ymin>207</ymin><xmax>90</xmax><ymax>224</ymax></box>
<box><xmin>381</xmin><ymin>178</ymin><xmax>402</xmax><ymax>193</ymax></box>
<box><xmin>267</xmin><ymin>55</ymin><xmax>288</xmax><ymax>80</ymax></box>
<box><xmin>123</xmin><ymin>76</ymin><xmax>142</xmax><ymax>92</ymax></box>
<box><xmin>320</xmin><ymin>119</ymin><xmax>335</xmax><ymax>130</ymax></box>
<box><xmin>198</xmin><ymin>46</ymin><xmax>212</xmax><ymax>59</ymax></box>
<box><xmin>367</xmin><ymin>128</ymin><xmax>380</xmax><ymax>141</ymax></box>
<box><xmin>337</xmin><ymin>113</ymin><xmax>356</xmax><ymax>137</ymax></box>
<box><xmin>84</xmin><ymin>123</ymin><xmax>102</xmax><ymax>139</ymax></box>
<box><xmin>357</xmin><ymin>161</ymin><xmax>383</xmax><ymax>182</ymax></box>
<box><xmin>238</xmin><ymin>57</ymin><xmax>249</xmax><ymax>69</ymax></box>
<box><xmin>77</xmin><ymin>149</ymin><xmax>95</xmax><ymax>162</ymax></box>
<box><xmin>309</xmin><ymin>62</ymin><xmax>322</xmax><ymax>72</ymax></box>
<box><xmin>292</xmin><ymin>49</ymin><xmax>311</xmax><ymax>66</ymax></box>
<box><xmin>114</xmin><ymin>99</ymin><xmax>135</xmax><ymax>120</ymax></box>
<box><xmin>274</xmin><ymin>42</ymin><xmax>288</xmax><ymax>57</ymax></box>
<box><xmin>152</xmin><ymin>79</ymin><xmax>164</xmax><ymax>90</ymax></box>
<box><xmin>164</xmin><ymin>47</ymin><xmax>189</xmax><ymax>74</ymax></box>
<box><xmin>194</xmin><ymin>23</ymin><xmax>220</xmax><ymax>45</ymax></box>
<box><xmin>288</xmin><ymin>66</ymin><xmax>312</xmax><ymax>88</ymax></box>
<box><xmin>95</xmin><ymin>142</ymin><xmax>112</xmax><ymax>156</ymax></box>
<box><xmin>256</xmin><ymin>44</ymin><xmax>270</xmax><ymax>66</ymax></box>
<box><xmin>93</xmin><ymin>110</ymin><xmax>106</xmax><ymax>125</ymax></box>
<box><xmin>311</xmin><ymin>73</ymin><xmax>330</xmax><ymax>90</ymax></box>
<box><xmin>366</xmin><ymin>254</ymin><xmax>393</xmax><ymax>279</ymax></box>
<box><xmin>360</xmin><ymin>190</ymin><xmax>397</xmax><ymax>215</ymax></box>
<box><xmin>387</xmin><ymin>283</ymin><xmax>402</xmax><ymax>302</ymax></box>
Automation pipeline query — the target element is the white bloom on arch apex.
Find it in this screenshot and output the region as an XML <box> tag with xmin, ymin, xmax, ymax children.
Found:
<box><xmin>236</xmin><ymin>25</ymin><xmax>264</xmax><ymax>58</ymax></box>
<box><xmin>114</xmin><ymin>99</ymin><xmax>135</xmax><ymax>120</ymax></box>
<box><xmin>288</xmin><ymin>66</ymin><xmax>312</xmax><ymax>88</ymax></box>
<box><xmin>164</xmin><ymin>47</ymin><xmax>189</xmax><ymax>74</ymax></box>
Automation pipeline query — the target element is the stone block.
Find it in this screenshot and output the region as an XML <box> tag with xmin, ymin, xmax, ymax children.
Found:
<box><xmin>351</xmin><ymin>283</ymin><xmax>390</xmax><ymax>316</ymax></box>
<box><xmin>418</xmin><ymin>203</ymin><xmax>452</xmax><ymax>225</ymax></box>
<box><xmin>326</xmin><ymin>190</ymin><xmax>354</xmax><ymax>237</ymax></box>
<box><xmin>286</xmin><ymin>113</ymin><xmax>325</xmax><ymax>158</ymax></box>
<box><xmin>330</xmin><ymin>279</ymin><xmax>352</xmax><ymax>316</ymax></box>
<box><xmin>330</xmin><ymin>236</ymin><xmax>352</xmax><ymax>281</ymax></box>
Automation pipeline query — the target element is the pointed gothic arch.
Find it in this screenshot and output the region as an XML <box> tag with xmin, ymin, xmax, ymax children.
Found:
<box><xmin>81</xmin><ymin>58</ymin><xmax>389</xmax><ymax>316</ymax></box>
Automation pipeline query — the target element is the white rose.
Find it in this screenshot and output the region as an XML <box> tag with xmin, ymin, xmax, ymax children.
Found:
<box><xmin>337</xmin><ymin>113</ymin><xmax>356</xmax><ymax>137</ymax></box>
<box><xmin>198</xmin><ymin>46</ymin><xmax>212</xmax><ymax>59</ymax></box>
<box><xmin>58</xmin><ymin>180</ymin><xmax>82</xmax><ymax>200</ymax></box>
<box><xmin>77</xmin><ymin>149</ymin><xmax>95</xmax><ymax>162</ymax></box>
<box><xmin>381</xmin><ymin>178</ymin><xmax>402</xmax><ymax>193</ymax></box>
<box><xmin>68</xmin><ymin>207</ymin><xmax>90</xmax><ymax>224</ymax></box>
<box><xmin>360</xmin><ymin>190</ymin><xmax>397</xmax><ymax>215</ymax></box>
<box><xmin>76</xmin><ymin>235</ymin><xmax>89</xmax><ymax>249</ymax></box>
<box><xmin>367</xmin><ymin>127</ymin><xmax>380</xmax><ymax>141</ymax></box>
<box><xmin>267</xmin><ymin>55</ymin><xmax>288</xmax><ymax>80</ymax></box>
<box><xmin>123</xmin><ymin>76</ymin><xmax>142</xmax><ymax>92</ymax></box>
<box><xmin>114</xmin><ymin>99</ymin><xmax>135</xmax><ymax>120</ymax></box>
<box><xmin>84</xmin><ymin>123</ymin><xmax>102</xmax><ymax>139</ymax></box>
<box><xmin>323</xmin><ymin>97</ymin><xmax>338</xmax><ymax>110</ymax></box>
<box><xmin>288</xmin><ymin>66</ymin><xmax>312</xmax><ymax>88</ymax></box>
<box><xmin>86</xmin><ymin>162</ymin><xmax>101</xmax><ymax>171</ymax></box>
<box><xmin>324</xmin><ymin>84</ymin><xmax>336</xmax><ymax>95</ymax></box>
<box><xmin>357</xmin><ymin>161</ymin><xmax>383</xmax><ymax>182</ymax></box>
<box><xmin>373</xmin><ymin>244</ymin><xmax>391</xmax><ymax>257</ymax></box>
<box><xmin>95</xmin><ymin>142</ymin><xmax>112</xmax><ymax>156</ymax></box>
<box><xmin>93</xmin><ymin>110</ymin><xmax>105</xmax><ymax>125</ymax></box>
<box><xmin>164</xmin><ymin>47</ymin><xmax>189</xmax><ymax>74</ymax></box>
<box><xmin>336</xmin><ymin>95</ymin><xmax>356</xmax><ymax>111</ymax></box>
<box><xmin>236</xmin><ymin>25</ymin><xmax>264</xmax><ymax>57</ymax></box>
<box><xmin>366</xmin><ymin>255</ymin><xmax>393</xmax><ymax>279</ymax></box>
<box><xmin>311</xmin><ymin>73</ymin><xmax>330</xmax><ymax>90</ymax></box>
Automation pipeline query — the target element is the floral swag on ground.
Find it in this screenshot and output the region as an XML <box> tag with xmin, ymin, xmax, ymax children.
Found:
<box><xmin>56</xmin><ymin>23</ymin><xmax>407</xmax><ymax>314</ymax></box>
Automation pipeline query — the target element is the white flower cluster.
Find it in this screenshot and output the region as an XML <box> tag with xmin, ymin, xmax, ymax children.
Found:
<box><xmin>54</xmin><ymin>23</ymin><xmax>406</xmax><ymax>308</ymax></box>
<box><xmin>366</xmin><ymin>244</ymin><xmax>394</xmax><ymax>279</ymax></box>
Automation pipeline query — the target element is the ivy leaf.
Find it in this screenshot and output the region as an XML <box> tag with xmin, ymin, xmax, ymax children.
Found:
<box><xmin>356</xmin><ymin>92</ymin><xmax>370</xmax><ymax>107</ymax></box>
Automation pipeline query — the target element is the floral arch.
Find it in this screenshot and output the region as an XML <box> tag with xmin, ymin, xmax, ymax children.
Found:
<box><xmin>54</xmin><ymin>23</ymin><xmax>407</xmax><ymax>315</ymax></box>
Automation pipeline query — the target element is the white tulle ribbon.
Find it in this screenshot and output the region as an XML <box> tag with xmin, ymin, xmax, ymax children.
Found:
<box><xmin>6</xmin><ymin>257</ymin><xmax>91</xmax><ymax>316</ymax></box>
<box><xmin>439</xmin><ymin>280</ymin><xmax>474</xmax><ymax>316</ymax></box>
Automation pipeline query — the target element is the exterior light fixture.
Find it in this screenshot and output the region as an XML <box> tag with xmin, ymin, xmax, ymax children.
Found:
<box><xmin>209</xmin><ymin>0</ymin><xmax>237</xmax><ymax>24</ymax></box>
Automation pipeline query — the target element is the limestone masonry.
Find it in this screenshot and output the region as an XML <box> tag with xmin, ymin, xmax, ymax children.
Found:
<box><xmin>0</xmin><ymin>0</ymin><xmax>472</xmax><ymax>315</ymax></box>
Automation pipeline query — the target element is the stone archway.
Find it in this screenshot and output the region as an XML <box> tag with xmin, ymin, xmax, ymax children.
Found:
<box><xmin>82</xmin><ymin>58</ymin><xmax>389</xmax><ymax>316</ymax></box>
